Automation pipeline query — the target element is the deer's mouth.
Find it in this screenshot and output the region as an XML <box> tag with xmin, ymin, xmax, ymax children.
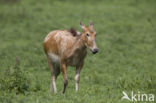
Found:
<box><xmin>91</xmin><ymin>48</ymin><xmax>99</xmax><ymax>54</ymax></box>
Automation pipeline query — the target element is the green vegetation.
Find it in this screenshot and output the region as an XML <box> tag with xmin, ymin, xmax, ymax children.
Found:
<box><xmin>0</xmin><ymin>0</ymin><xmax>156</xmax><ymax>103</ymax></box>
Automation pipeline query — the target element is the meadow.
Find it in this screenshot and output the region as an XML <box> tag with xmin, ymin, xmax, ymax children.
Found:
<box><xmin>0</xmin><ymin>0</ymin><xmax>156</xmax><ymax>103</ymax></box>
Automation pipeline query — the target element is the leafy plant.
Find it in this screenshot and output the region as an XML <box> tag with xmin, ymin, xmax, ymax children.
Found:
<box><xmin>0</xmin><ymin>57</ymin><xmax>30</xmax><ymax>94</ymax></box>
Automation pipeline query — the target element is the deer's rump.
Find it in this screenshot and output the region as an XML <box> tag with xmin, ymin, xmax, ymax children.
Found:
<box><xmin>43</xmin><ymin>30</ymin><xmax>76</xmax><ymax>64</ymax></box>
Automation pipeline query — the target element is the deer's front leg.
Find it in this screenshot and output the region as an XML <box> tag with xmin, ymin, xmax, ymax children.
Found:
<box><xmin>61</xmin><ymin>62</ymin><xmax>68</xmax><ymax>93</ymax></box>
<box><xmin>75</xmin><ymin>62</ymin><xmax>84</xmax><ymax>91</ymax></box>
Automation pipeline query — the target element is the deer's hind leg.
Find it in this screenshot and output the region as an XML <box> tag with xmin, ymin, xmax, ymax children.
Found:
<box><xmin>61</xmin><ymin>62</ymin><xmax>68</xmax><ymax>94</ymax></box>
<box><xmin>47</xmin><ymin>57</ymin><xmax>60</xmax><ymax>93</ymax></box>
<box><xmin>54</xmin><ymin>64</ymin><xmax>60</xmax><ymax>80</ymax></box>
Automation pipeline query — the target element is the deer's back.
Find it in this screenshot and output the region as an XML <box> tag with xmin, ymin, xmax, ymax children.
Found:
<box><xmin>43</xmin><ymin>30</ymin><xmax>76</xmax><ymax>56</ymax></box>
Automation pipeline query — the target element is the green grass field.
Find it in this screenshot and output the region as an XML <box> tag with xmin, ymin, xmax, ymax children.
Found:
<box><xmin>0</xmin><ymin>0</ymin><xmax>156</xmax><ymax>103</ymax></box>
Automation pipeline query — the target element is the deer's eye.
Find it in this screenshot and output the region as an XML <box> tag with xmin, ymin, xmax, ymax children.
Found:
<box><xmin>86</xmin><ymin>33</ymin><xmax>90</xmax><ymax>37</ymax></box>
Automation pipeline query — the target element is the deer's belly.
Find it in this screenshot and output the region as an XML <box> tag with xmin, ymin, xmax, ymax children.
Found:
<box><xmin>66</xmin><ymin>55</ymin><xmax>82</xmax><ymax>66</ymax></box>
<box><xmin>48</xmin><ymin>53</ymin><xmax>60</xmax><ymax>64</ymax></box>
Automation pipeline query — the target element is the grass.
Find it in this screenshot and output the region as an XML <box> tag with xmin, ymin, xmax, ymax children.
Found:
<box><xmin>0</xmin><ymin>0</ymin><xmax>156</xmax><ymax>103</ymax></box>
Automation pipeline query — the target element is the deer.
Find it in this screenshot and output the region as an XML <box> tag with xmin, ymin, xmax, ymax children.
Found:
<box><xmin>43</xmin><ymin>22</ymin><xmax>98</xmax><ymax>94</ymax></box>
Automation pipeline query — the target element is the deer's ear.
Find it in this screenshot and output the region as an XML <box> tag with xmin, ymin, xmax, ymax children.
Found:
<box><xmin>89</xmin><ymin>21</ymin><xmax>93</xmax><ymax>28</ymax></box>
<box><xmin>80</xmin><ymin>22</ymin><xmax>85</xmax><ymax>29</ymax></box>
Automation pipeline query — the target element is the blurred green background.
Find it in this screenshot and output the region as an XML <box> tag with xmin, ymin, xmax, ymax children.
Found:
<box><xmin>0</xmin><ymin>0</ymin><xmax>156</xmax><ymax>103</ymax></box>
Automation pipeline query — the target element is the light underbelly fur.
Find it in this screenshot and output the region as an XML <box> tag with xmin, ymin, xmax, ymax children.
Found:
<box><xmin>48</xmin><ymin>53</ymin><xmax>60</xmax><ymax>64</ymax></box>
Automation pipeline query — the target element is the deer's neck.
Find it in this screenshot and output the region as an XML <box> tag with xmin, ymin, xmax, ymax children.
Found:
<box><xmin>73</xmin><ymin>35</ymin><xmax>86</xmax><ymax>52</ymax></box>
<box><xmin>66</xmin><ymin>35</ymin><xmax>86</xmax><ymax>58</ymax></box>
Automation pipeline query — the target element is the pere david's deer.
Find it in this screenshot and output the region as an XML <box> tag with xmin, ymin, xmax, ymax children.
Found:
<box><xmin>43</xmin><ymin>22</ymin><xmax>98</xmax><ymax>93</ymax></box>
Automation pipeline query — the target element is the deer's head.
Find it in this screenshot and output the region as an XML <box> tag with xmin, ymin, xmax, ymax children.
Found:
<box><xmin>80</xmin><ymin>22</ymin><xmax>99</xmax><ymax>54</ymax></box>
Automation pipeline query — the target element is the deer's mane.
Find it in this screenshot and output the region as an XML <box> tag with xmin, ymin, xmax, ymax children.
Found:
<box><xmin>68</xmin><ymin>28</ymin><xmax>80</xmax><ymax>37</ymax></box>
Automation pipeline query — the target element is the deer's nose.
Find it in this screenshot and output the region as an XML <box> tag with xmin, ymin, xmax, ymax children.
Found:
<box><xmin>92</xmin><ymin>48</ymin><xmax>99</xmax><ymax>54</ymax></box>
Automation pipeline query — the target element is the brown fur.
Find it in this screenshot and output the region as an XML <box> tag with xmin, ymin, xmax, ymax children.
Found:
<box><xmin>43</xmin><ymin>22</ymin><xmax>98</xmax><ymax>94</ymax></box>
<box><xmin>68</xmin><ymin>28</ymin><xmax>78</xmax><ymax>36</ymax></box>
